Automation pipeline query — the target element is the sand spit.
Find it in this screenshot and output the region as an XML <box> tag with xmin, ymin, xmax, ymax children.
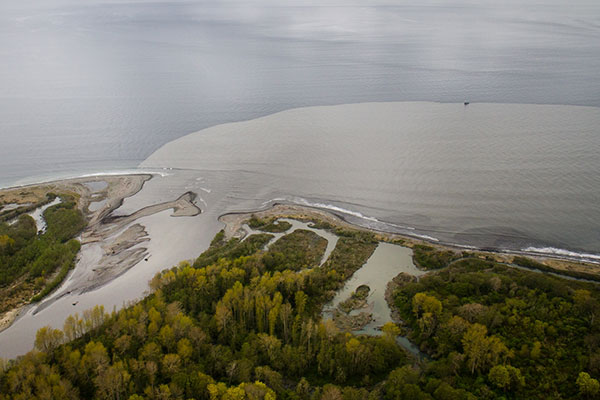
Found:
<box><xmin>220</xmin><ymin>204</ymin><xmax>427</xmax><ymax>250</ymax></box>
<box><xmin>220</xmin><ymin>204</ymin><xmax>355</xmax><ymax>240</ymax></box>
<box><xmin>0</xmin><ymin>174</ymin><xmax>150</xmax><ymax>215</ymax></box>
<box><xmin>83</xmin><ymin>191</ymin><xmax>200</xmax><ymax>244</ymax></box>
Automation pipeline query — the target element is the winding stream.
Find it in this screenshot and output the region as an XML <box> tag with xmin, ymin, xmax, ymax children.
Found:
<box><xmin>28</xmin><ymin>197</ymin><xmax>62</xmax><ymax>233</ymax></box>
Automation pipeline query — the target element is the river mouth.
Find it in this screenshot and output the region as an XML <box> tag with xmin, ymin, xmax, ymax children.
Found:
<box><xmin>142</xmin><ymin>102</ymin><xmax>600</xmax><ymax>261</ymax></box>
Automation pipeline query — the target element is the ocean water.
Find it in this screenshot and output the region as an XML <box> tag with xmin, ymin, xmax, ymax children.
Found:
<box><xmin>142</xmin><ymin>102</ymin><xmax>600</xmax><ymax>258</ymax></box>
<box><xmin>1</xmin><ymin>0</ymin><xmax>600</xmax><ymax>186</ymax></box>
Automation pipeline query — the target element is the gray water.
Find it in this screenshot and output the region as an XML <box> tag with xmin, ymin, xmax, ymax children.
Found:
<box><xmin>1</xmin><ymin>0</ymin><xmax>600</xmax><ymax>186</ymax></box>
<box><xmin>323</xmin><ymin>242</ymin><xmax>426</xmax><ymax>357</ymax></box>
<box><xmin>143</xmin><ymin>102</ymin><xmax>600</xmax><ymax>259</ymax></box>
<box><xmin>2</xmin><ymin>0</ymin><xmax>600</xmax><ymax>359</ymax></box>
<box><xmin>28</xmin><ymin>197</ymin><xmax>62</xmax><ymax>233</ymax></box>
<box><xmin>323</xmin><ymin>243</ymin><xmax>425</xmax><ymax>334</ymax></box>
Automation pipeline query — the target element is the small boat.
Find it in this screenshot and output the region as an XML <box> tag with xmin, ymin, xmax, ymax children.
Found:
<box><xmin>464</xmin><ymin>102</ymin><xmax>470</xmax><ymax>106</ymax></box>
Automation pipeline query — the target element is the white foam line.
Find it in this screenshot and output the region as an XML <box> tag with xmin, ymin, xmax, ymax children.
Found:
<box><xmin>412</xmin><ymin>233</ymin><xmax>440</xmax><ymax>242</ymax></box>
<box><xmin>374</xmin><ymin>220</ymin><xmax>416</xmax><ymax>231</ymax></box>
<box><xmin>522</xmin><ymin>246</ymin><xmax>600</xmax><ymax>261</ymax></box>
<box><xmin>262</xmin><ymin>196</ymin><xmax>419</xmax><ymax>234</ymax></box>
<box><xmin>454</xmin><ymin>244</ymin><xmax>478</xmax><ymax>250</ymax></box>
<box><xmin>79</xmin><ymin>170</ymin><xmax>171</xmax><ymax>178</ymax></box>
<box><xmin>262</xmin><ymin>198</ymin><xmax>287</xmax><ymax>207</ymax></box>
<box><xmin>295</xmin><ymin>198</ymin><xmax>379</xmax><ymax>222</ymax></box>
<box><xmin>4</xmin><ymin>169</ymin><xmax>171</xmax><ymax>189</ymax></box>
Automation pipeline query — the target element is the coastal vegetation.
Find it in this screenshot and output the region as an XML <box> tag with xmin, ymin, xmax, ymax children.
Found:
<box><xmin>0</xmin><ymin>195</ymin><xmax>54</xmax><ymax>223</ymax></box>
<box><xmin>263</xmin><ymin>230</ymin><xmax>327</xmax><ymax>271</ymax></box>
<box><xmin>248</xmin><ymin>215</ymin><xmax>292</xmax><ymax>233</ymax></box>
<box><xmin>0</xmin><ymin>194</ymin><xmax>85</xmax><ymax>316</ymax></box>
<box><xmin>512</xmin><ymin>255</ymin><xmax>600</xmax><ymax>282</ymax></box>
<box><xmin>390</xmin><ymin>257</ymin><xmax>600</xmax><ymax>399</ymax></box>
<box><xmin>411</xmin><ymin>244</ymin><xmax>461</xmax><ymax>270</ymax></box>
<box><xmin>1</xmin><ymin>214</ymin><xmax>599</xmax><ymax>399</ymax></box>
<box><xmin>0</xmin><ymin>229</ymin><xmax>408</xmax><ymax>399</ymax></box>
<box><xmin>338</xmin><ymin>285</ymin><xmax>370</xmax><ymax>314</ymax></box>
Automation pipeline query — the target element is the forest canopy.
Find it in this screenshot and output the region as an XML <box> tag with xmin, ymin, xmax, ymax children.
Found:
<box><xmin>0</xmin><ymin>194</ymin><xmax>85</xmax><ymax>313</ymax></box>
<box><xmin>1</xmin><ymin>222</ymin><xmax>599</xmax><ymax>400</ymax></box>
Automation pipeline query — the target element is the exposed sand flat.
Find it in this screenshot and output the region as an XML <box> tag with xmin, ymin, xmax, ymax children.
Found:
<box><xmin>83</xmin><ymin>191</ymin><xmax>200</xmax><ymax>244</ymax></box>
<box><xmin>0</xmin><ymin>174</ymin><xmax>150</xmax><ymax>212</ymax></box>
<box><xmin>33</xmin><ymin>191</ymin><xmax>201</xmax><ymax>312</ymax></box>
<box><xmin>0</xmin><ymin>309</ymin><xmax>20</xmax><ymax>333</ymax></box>
<box><xmin>0</xmin><ymin>175</ymin><xmax>151</xmax><ymax>327</ymax></box>
<box><xmin>0</xmin><ymin>174</ymin><xmax>204</xmax><ymax>330</ymax></box>
<box><xmin>0</xmin><ymin>169</ymin><xmax>211</xmax><ymax>356</ymax></box>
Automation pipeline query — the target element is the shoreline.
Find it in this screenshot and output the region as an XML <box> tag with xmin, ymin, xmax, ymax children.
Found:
<box><xmin>223</xmin><ymin>202</ymin><xmax>600</xmax><ymax>265</ymax></box>
<box><xmin>2</xmin><ymin>174</ymin><xmax>599</xmax><ymax>336</ymax></box>
<box><xmin>219</xmin><ymin>203</ymin><xmax>600</xmax><ymax>281</ymax></box>
<box><xmin>0</xmin><ymin>173</ymin><xmax>153</xmax><ymax>333</ymax></box>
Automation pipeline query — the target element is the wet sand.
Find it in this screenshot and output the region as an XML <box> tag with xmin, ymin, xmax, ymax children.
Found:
<box><xmin>0</xmin><ymin>174</ymin><xmax>203</xmax><ymax>331</ymax></box>
<box><xmin>0</xmin><ymin>174</ymin><xmax>150</xmax><ymax>331</ymax></box>
<box><xmin>0</xmin><ymin>169</ymin><xmax>220</xmax><ymax>359</ymax></box>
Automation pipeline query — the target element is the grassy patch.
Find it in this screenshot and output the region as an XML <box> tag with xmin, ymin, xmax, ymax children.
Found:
<box><xmin>262</xmin><ymin>229</ymin><xmax>327</xmax><ymax>271</ymax></box>
<box><xmin>247</xmin><ymin>215</ymin><xmax>292</xmax><ymax>233</ymax></box>
<box><xmin>412</xmin><ymin>244</ymin><xmax>460</xmax><ymax>270</ymax></box>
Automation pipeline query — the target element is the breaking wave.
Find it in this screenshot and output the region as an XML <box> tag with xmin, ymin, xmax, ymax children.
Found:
<box><xmin>522</xmin><ymin>246</ymin><xmax>600</xmax><ymax>262</ymax></box>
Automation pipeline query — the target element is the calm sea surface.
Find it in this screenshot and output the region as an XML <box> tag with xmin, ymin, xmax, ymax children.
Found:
<box><xmin>1</xmin><ymin>0</ymin><xmax>599</xmax><ymax>186</ymax></box>
<box><xmin>142</xmin><ymin>102</ymin><xmax>600</xmax><ymax>258</ymax></box>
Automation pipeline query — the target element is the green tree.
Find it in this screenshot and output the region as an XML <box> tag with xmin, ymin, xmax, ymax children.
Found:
<box><xmin>488</xmin><ymin>365</ymin><xmax>510</xmax><ymax>390</ymax></box>
<box><xmin>461</xmin><ymin>323</ymin><xmax>508</xmax><ymax>374</ymax></box>
<box><xmin>34</xmin><ymin>326</ymin><xmax>64</xmax><ymax>352</ymax></box>
<box><xmin>577</xmin><ymin>372</ymin><xmax>600</xmax><ymax>398</ymax></box>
